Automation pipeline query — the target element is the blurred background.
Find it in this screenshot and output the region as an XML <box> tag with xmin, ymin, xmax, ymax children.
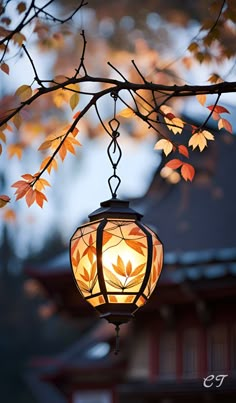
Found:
<box><xmin>0</xmin><ymin>1</ymin><xmax>236</xmax><ymax>402</ymax></box>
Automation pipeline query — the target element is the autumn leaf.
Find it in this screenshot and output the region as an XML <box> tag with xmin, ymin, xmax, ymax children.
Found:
<box><xmin>119</xmin><ymin>107</ymin><xmax>135</xmax><ymax>118</ymax></box>
<box><xmin>154</xmin><ymin>139</ymin><xmax>173</xmax><ymax>156</ymax></box>
<box><xmin>25</xmin><ymin>188</ymin><xmax>36</xmax><ymax>207</ymax></box>
<box><xmin>35</xmin><ymin>178</ymin><xmax>51</xmax><ymax>191</ymax></box>
<box><xmin>207</xmin><ymin>105</ymin><xmax>230</xmax><ymax>114</ymax></box>
<box><xmin>164</xmin><ymin>116</ymin><xmax>184</xmax><ymax>134</ymax></box>
<box><xmin>188</xmin><ymin>130</ymin><xmax>214</xmax><ymax>151</ymax></box>
<box><xmin>0</xmin><ymin>195</ymin><xmax>10</xmax><ymax>208</ymax></box>
<box><xmin>181</xmin><ymin>163</ymin><xmax>195</xmax><ymax>182</ymax></box>
<box><xmin>3</xmin><ymin>208</ymin><xmax>16</xmax><ymax>221</ymax></box>
<box><xmin>165</xmin><ymin>159</ymin><xmax>183</xmax><ymax>169</ymax></box>
<box><xmin>35</xmin><ymin>190</ymin><xmax>47</xmax><ymax>208</ymax></box>
<box><xmin>15</xmin><ymin>85</ymin><xmax>32</xmax><ymax>102</ymax></box>
<box><xmin>0</xmin><ymin>63</ymin><xmax>9</xmax><ymax>75</ymax></box>
<box><xmin>17</xmin><ymin>2</ymin><xmax>27</xmax><ymax>14</ymax></box>
<box><xmin>196</xmin><ymin>94</ymin><xmax>206</xmax><ymax>106</ymax></box>
<box><xmin>40</xmin><ymin>156</ymin><xmax>58</xmax><ymax>173</ymax></box>
<box><xmin>12</xmin><ymin>32</ymin><xmax>26</xmax><ymax>46</ymax></box>
<box><xmin>70</xmin><ymin>93</ymin><xmax>80</xmax><ymax>110</ymax></box>
<box><xmin>7</xmin><ymin>144</ymin><xmax>23</xmax><ymax>159</ymax></box>
<box><xmin>178</xmin><ymin>145</ymin><xmax>189</xmax><ymax>158</ymax></box>
<box><xmin>12</xmin><ymin>180</ymin><xmax>31</xmax><ymax>201</ymax></box>
<box><xmin>218</xmin><ymin>118</ymin><xmax>233</xmax><ymax>133</ymax></box>
<box><xmin>188</xmin><ymin>42</ymin><xmax>199</xmax><ymax>52</ymax></box>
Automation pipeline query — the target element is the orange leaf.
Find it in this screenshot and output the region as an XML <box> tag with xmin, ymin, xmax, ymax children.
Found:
<box><xmin>178</xmin><ymin>145</ymin><xmax>189</xmax><ymax>158</ymax></box>
<box><xmin>218</xmin><ymin>118</ymin><xmax>233</xmax><ymax>134</ymax></box>
<box><xmin>207</xmin><ymin>105</ymin><xmax>230</xmax><ymax>114</ymax></box>
<box><xmin>13</xmin><ymin>113</ymin><xmax>22</xmax><ymax>129</ymax></box>
<box><xmin>59</xmin><ymin>142</ymin><xmax>67</xmax><ymax>161</ymax></box>
<box><xmin>112</xmin><ymin>255</ymin><xmax>126</xmax><ymax>277</ymax></box>
<box><xmin>3</xmin><ymin>208</ymin><xmax>16</xmax><ymax>221</ymax></box>
<box><xmin>17</xmin><ymin>2</ymin><xmax>27</xmax><ymax>14</ymax></box>
<box><xmin>38</xmin><ymin>140</ymin><xmax>53</xmax><ymax>151</ymax></box>
<box><xmin>102</xmin><ymin>231</ymin><xmax>113</xmax><ymax>245</ymax></box>
<box><xmin>181</xmin><ymin>163</ymin><xmax>195</xmax><ymax>182</ymax></box>
<box><xmin>196</xmin><ymin>94</ymin><xmax>206</xmax><ymax>106</ymax></box>
<box><xmin>165</xmin><ymin>159</ymin><xmax>183</xmax><ymax>169</ymax></box>
<box><xmin>126</xmin><ymin>260</ymin><xmax>132</xmax><ymax>276</ymax></box>
<box><xmin>125</xmin><ymin>239</ymin><xmax>145</xmax><ymax>255</ymax></box>
<box><xmin>80</xmin><ymin>267</ymin><xmax>89</xmax><ymax>282</ymax></box>
<box><xmin>128</xmin><ymin>227</ymin><xmax>144</xmax><ymax>236</ymax></box>
<box><xmin>21</xmin><ymin>174</ymin><xmax>34</xmax><ymax>181</ymax></box>
<box><xmin>130</xmin><ymin>263</ymin><xmax>146</xmax><ymax>277</ymax></box>
<box><xmin>26</xmin><ymin>188</ymin><xmax>36</xmax><ymax>207</ymax></box>
<box><xmin>35</xmin><ymin>190</ymin><xmax>47</xmax><ymax>208</ymax></box>
<box><xmin>40</xmin><ymin>156</ymin><xmax>58</xmax><ymax>173</ymax></box>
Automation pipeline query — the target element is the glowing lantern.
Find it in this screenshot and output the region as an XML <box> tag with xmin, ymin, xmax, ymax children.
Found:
<box><xmin>70</xmin><ymin>198</ymin><xmax>163</xmax><ymax>326</ymax></box>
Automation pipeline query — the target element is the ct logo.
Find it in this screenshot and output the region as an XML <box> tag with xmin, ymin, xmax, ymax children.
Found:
<box><xmin>203</xmin><ymin>374</ymin><xmax>228</xmax><ymax>388</ymax></box>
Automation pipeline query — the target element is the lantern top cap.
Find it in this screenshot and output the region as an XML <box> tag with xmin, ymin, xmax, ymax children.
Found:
<box><xmin>88</xmin><ymin>198</ymin><xmax>143</xmax><ymax>221</ymax></box>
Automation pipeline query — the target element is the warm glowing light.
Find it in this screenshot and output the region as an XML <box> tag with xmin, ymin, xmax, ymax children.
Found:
<box><xmin>70</xmin><ymin>199</ymin><xmax>163</xmax><ymax>325</ymax></box>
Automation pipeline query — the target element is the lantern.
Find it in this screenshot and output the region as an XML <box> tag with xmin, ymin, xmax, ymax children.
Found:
<box><xmin>70</xmin><ymin>93</ymin><xmax>164</xmax><ymax>350</ymax></box>
<box><xmin>70</xmin><ymin>198</ymin><xmax>163</xmax><ymax>326</ymax></box>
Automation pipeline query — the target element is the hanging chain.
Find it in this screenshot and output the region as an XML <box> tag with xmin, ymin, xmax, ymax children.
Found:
<box><xmin>107</xmin><ymin>92</ymin><xmax>122</xmax><ymax>199</ymax></box>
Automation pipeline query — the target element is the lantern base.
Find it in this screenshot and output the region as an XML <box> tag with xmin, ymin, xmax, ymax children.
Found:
<box><xmin>100</xmin><ymin>312</ymin><xmax>134</xmax><ymax>326</ymax></box>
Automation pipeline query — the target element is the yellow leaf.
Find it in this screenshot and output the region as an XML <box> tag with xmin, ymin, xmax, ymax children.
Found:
<box><xmin>196</xmin><ymin>94</ymin><xmax>206</xmax><ymax>106</ymax></box>
<box><xmin>154</xmin><ymin>139</ymin><xmax>173</xmax><ymax>156</ymax></box>
<box><xmin>0</xmin><ymin>195</ymin><xmax>10</xmax><ymax>208</ymax></box>
<box><xmin>188</xmin><ymin>130</ymin><xmax>214</xmax><ymax>152</ymax></box>
<box><xmin>119</xmin><ymin>108</ymin><xmax>135</xmax><ymax>118</ymax></box>
<box><xmin>164</xmin><ymin>116</ymin><xmax>184</xmax><ymax>134</ymax></box>
<box><xmin>70</xmin><ymin>93</ymin><xmax>80</xmax><ymax>111</ymax></box>
<box><xmin>15</xmin><ymin>85</ymin><xmax>32</xmax><ymax>102</ymax></box>
<box><xmin>0</xmin><ymin>63</ymin><xmax>9</xmax><ymax>75</ymax></box>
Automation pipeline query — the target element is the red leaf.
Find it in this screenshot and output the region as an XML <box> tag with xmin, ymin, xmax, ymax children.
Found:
<box><xmin>181</xmin><ymin>163</ymin><xmax>195</xmax><ymax>182</ymax></box>
<box><xmin>207</xmin><ymin>105</ymin><xmax>230</xmax><ymax>114</ymax></box>
<box><xmin>178</xmin><ymin>145</ymin><xmax>189</xmax><ymax>158</ymax></box>
<box><xmin>165</xmin><ymin>159</ymin><xmax>183</xmax><ymax>169</ymax></box>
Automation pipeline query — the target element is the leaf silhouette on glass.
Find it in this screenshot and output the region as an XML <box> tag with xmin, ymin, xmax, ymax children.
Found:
<box><xmin>128</xmin><ymin>227</ymin><xmax>144</xmax><ymax>237</ymax></box>
<box><xmin>82</xmin><ymin>233</ymin><xmax>96</xmax><ymax>263</ymax></box>
<box><xmin>125</xmin><ymin>274</ymin><xmax>145</xmax><ymax>289</ymax></box>
<box><xmin>125</xmin><ymin>239</ymin><xmax>146</xmax><ymax>255</ymax></box>
<box><xmin>112</xmin><ymin>255</ymin><xmax>126</xmax><ymax>277</ymax></box>
<box><xmin>129</xmin><ymin>263</ymin><xmax>145</xmax><ymax>277</ymax></box>
<box><xmin>102</xmin><ymin>231</ymin><xmax>113</xmax><ymax>245</ymax></box>
<box><xmin>71</xmin><ymin>237</ymin><xmax>80</xmax><ymax>257</ymax></box>
<box><xmin>125</xmin><ymin>295</ymin><xmax>134</xmax><ymax>303</ymax></box>
<box><xmin>104</xmin><ymin>267</ymin><xmax>124</xmax><ymax>290</ymax></box>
